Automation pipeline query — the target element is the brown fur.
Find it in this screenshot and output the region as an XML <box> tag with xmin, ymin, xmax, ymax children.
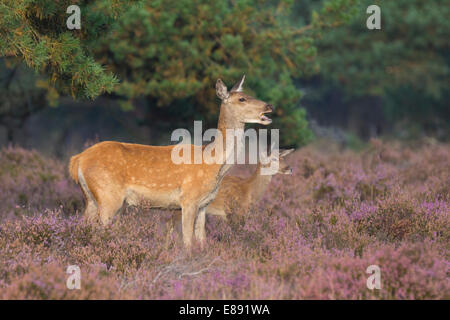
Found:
<box><xmin>207</xmin><ymin>149</ymin><xmax>293</xmax><ymax>216</ymax></box>
<box><xmin>68</xmin><ymin>76</ymin><xmax>273</xmax><ymax>249</ymax></box>
<box><xmin>168</xmin><ymin>149</ymin><xmax>294</xmax><ymax>233</ymax></box>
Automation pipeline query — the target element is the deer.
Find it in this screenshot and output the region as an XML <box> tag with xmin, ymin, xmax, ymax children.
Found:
<box><xmin>68</xmin><ymin>75</ymin><xmax>273</xmax><ymax>249</ymax></box>
<box><xmin>167</xmin><ymin>147</ymin><xmax>294</xmax><ymax>237</ymax></box>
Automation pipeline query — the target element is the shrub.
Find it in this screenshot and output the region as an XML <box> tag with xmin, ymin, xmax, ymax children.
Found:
<box><xmin>0</xmin><ymin>142</ymin><xmax>448</xmax><ymax>299</ymax></box>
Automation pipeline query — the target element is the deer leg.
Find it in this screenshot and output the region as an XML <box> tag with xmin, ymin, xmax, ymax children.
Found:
<box><xmin>97</xmin><ymin>195</ymin><xmax>124</xmax><ymax>225</ymax></box>
<box><xmin>173</xmin><ymin>212</ymin><xmax>183</xmax><ymax>237</ymax></box>
<box><xmin>84</xmin><ymin>200</ymin><xmax>98</xmax><ymax>223</ymax></box>
<box><xmin>164</xmin><ymin>212</ymin><xmax>182</xmax><ymax>249</ymax></box>
<box><xmin>78</xmin><ymin>169</ymin><xmax>99</xmax><ymax>223</ymax></box>
<box><xmin>164</xmin><ymin>218</ymin><xmax>174</xmax><ymax>250</ymax></box>
<box><xmin>82</xmin><ymin>167</ymin><xmax>124</xmax><ymax>226</ymax></box>
<box><xmin>194</xmin><ymin>207</ymin><xmax>206</xmax><ymax>246</ymax></box>
<box><xmin>90</xmin><ymin>184</ymin><xmax>124</xmax><ymax>226</ymax></box>
<box><xmin>181</xmin><ymin>204</ymin><xmax>198</xmax><ymax>250</ymax></box>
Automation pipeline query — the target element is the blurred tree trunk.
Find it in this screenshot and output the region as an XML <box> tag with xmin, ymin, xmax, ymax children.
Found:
<box><xmin>347</xmin><ymin>96</ymin><xmax>386</xmax><ymax>140</ymax></box>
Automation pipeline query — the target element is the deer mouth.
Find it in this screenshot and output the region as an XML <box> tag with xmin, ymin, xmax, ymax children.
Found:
<box><xmin>259</xmin><ymin>111</ymin><xmax>272</xmax><ymax>125</ymax></box>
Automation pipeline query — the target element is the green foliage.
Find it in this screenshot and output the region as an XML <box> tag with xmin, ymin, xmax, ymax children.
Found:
<box><xmin>0</xmin><ymin>0</ymin><xmax>358</xmax><ymax>146</ymax></box>
<box><xmin>94</xmin><ymin>1</ymin><xmax>317</xmax><ymax>145</ymax></box>
<box><xmin>316</xmin><ymin>0</ymin><xmax>450</xmax><ymax>134</ymax></box>
<box><xmin>93</xmin><ymin>0</ymin><xmax>356</xmax><ymax>145</ymax></box>
<box><xmin>0</xmin><ymin>0</ymin><xmax>137</xmax><ymax>98</ymax></box>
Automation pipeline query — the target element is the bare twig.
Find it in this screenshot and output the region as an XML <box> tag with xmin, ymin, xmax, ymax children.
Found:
<box><xmin>178</xmin><ymin>257</ymin><xmax>222</xmax><ymax>278</ymax></box>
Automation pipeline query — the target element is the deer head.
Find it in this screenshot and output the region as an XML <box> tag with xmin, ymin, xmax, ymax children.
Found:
<box><xmin>260</xmin><ymin>147</ymin><xmax>294</xmax><ymax>175</ymax></box>
<box><xmin>216</xmin><ymin>75</ymin><xmax>273</xmax><ymax>126</ymax></box>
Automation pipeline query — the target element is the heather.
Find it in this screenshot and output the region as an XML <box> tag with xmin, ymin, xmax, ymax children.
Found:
<box><xmin>0</xmin><ymin>147</ymin><xmax>82</xmax><ymax>220</ymax></box>
<box><xmin>0</xmin><ymin>140</ymin><xmax>449</xmax><ymax>299</ymax></box>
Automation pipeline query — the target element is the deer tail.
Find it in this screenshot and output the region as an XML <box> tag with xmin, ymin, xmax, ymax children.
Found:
<box><xmin>69</xmin><ymin>154</ymin><xmax>81</xmax><ymax>184</ymax></box>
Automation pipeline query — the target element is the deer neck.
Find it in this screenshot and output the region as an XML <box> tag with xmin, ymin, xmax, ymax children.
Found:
<box><xmin>248</xmin><ymin>164</ymin><xmax>274</xmax><ymax>203</ymax></box>
<box><xmin>215</xmin><ymin>104</ymin><xmax>245</xmax><ymax>165</ymax></box>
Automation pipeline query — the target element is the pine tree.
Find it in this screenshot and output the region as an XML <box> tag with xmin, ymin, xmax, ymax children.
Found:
<box><xmin>0</xmin><ymin>0</ymin><xmax>137</xmax><ymax>99</ymax></box>
<box><xmin>315</xmin><ymin>0</ymin><xmax>449</xmax><ymax>137</ymax></box>
<box><xmin>0</xmin><ymin>0</ymin><xmax>357</xmax><ymax>146</ymax></box>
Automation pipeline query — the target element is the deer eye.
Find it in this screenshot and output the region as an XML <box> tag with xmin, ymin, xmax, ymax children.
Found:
<box><xmin>239</xmin><ymin>98</ymin><xmax>246</xmax><ymax>102</ymax></box>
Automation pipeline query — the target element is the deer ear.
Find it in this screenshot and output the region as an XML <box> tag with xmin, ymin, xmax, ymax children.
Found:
<box><xmin>230</xmin><ymin>75</ymin><xmax>245</xmax><ymax>92</ymax></box>
<box><xmin>216</xmin><ymin>79</ymin><xmax>229</xmax><ymax>100</ymax></box>
<box><xmin>259</xmin><ymin>148</ymin><xmax>270</xmax><ymax>164</ymax></box>
<box><xmin>280</xmin><ymin>149</ymin><xmax>295</xmax><ymax>158</ymax></box>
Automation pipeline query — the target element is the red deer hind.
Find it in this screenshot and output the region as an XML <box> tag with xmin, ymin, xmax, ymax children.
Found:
<box><xmin>69</xmin><ymin>76</ymin><xmax>273</xmax><ymax>249</ymax></box>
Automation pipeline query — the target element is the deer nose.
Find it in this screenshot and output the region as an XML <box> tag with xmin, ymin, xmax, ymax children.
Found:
<box><xmin>265</xmin><ymin>104</ymin><xmax>273</xmax><ymax>112</ymax></box>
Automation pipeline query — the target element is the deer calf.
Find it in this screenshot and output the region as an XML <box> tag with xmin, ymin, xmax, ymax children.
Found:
<box><xmin>69</xmin><ymin>76</ymin><xmax>273</xmax><ymax>249</ymax></box>
<box><xmin>168</xmin><ymin>148</ymin><xmax>294</xmax><ymax>235</ymax></box>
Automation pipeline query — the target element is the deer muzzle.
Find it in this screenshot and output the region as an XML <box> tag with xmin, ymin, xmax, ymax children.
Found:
<box><xmin>260</xmin><ymin>104</ymin><xmax>273</xmax><ymax>124</ymax></box>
